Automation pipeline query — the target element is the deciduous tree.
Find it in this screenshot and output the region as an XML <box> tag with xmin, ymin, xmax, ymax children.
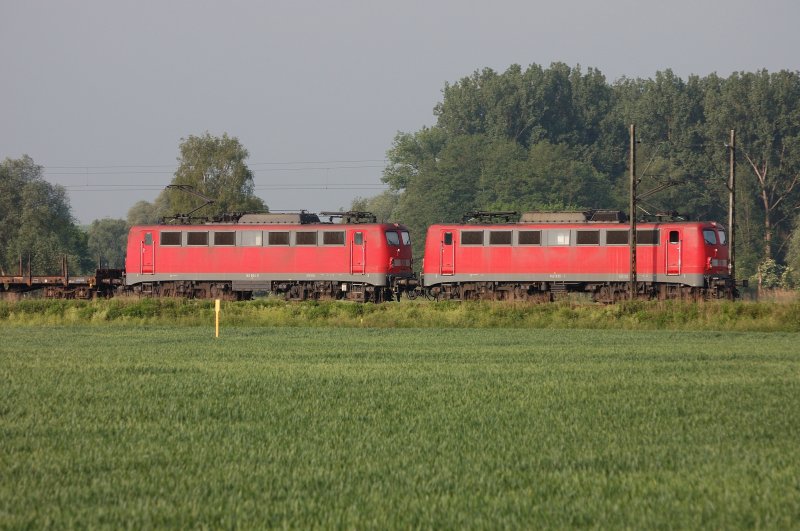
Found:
<box><xmin>165</xmin><ymin>132</ymin><xmax>267</xmax><ymax>219</ymax></box>
<box><xmin>87</xmin><ymin>218</ymin><xmax>129</xmax><ymax>269</ymax></box>
<box><xmin>0</xmin><ymin>156</ymin><xmax>91</xmax><ymax>274</ymax></box>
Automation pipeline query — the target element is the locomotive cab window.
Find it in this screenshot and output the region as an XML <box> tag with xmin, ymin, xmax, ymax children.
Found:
<box><xmin>323</xmin><ymin>231</ymin><xmax>345</xmax><ymax>245</ymax></box>
<box><xmin>703</xmin><ymin>229</ymin><xmax>717</xmax><ymax>245</ymax></box>
<box><xmin>144</xmin><ymin>233</ymin><xmax>153</xmax><ymax>245</ymax></box>
<box><xmin>160</xmin><ymin>231</ymin><xmax>181</xmax><ymax>246</ymax></box>
<box><xmin>669</xmin><ymin>231</ymin><xmax>680</xmax><ymax>244</ymax></box>
<box><xmin>354</xmin><ymin>232</ymin><xmax>363</xmax><ymax>245</ymax></box>
<box><xmin>576</xmin><ymin>230</ymin><xmax>600</xmax><ymax>245</ymax></box>
<box><xmin>518</xmin><ymin>231</ymin><xmax>541</xmax><ymax>245</ymax></box>
<box><xmin>489</xmin><ymin>231</ymin><xmax>512</xmax><ymax>245</ymax></box>
<box><xmin>461</xmin><ymin>231</ymin><xmax>483</xmax><ymax>245</ymax></box>
<box><xmin>385</xmin><ymin>231</ymin><xmax>400</xmax><ymax>246</ymax></box>
<box><xmin>268</xmin><ymin>232</ymin><xmax>290</xmax><ymax>246</ymax></box>
<box><xmin>443</xmin><ymin>232</ymin><xmax>453</xmax><ymax>245</ymax></box>
<box><xmin>186</xmin><ymin>232</ymin><xmax>208</xmax><ymax>246</ymax></box>
<box><xmin>400</xmin><ymin>231</ymin><xmax>411</xmax><ymax>246</ymax></box>
<box><xmin>718</xmin><ymin>228</ymin><xmax>727</xmax><ymax>245</ymax></box>
<box><xmin>214</xmin><ymin>231</ymin><xmax>235</xmax><ymax>246</ymax></box>
<box><xmin>295</xmin><ymin>232</ymin><xmax>317</xmax><ymax>246</ymax></box>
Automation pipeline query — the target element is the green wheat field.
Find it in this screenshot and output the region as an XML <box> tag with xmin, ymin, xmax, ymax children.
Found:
<box><xmin>2</xmin><ymin>302</ymin><xmax>800</xmax><ymax>527</ymax></box>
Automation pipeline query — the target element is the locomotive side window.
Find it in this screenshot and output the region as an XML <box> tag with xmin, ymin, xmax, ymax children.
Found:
<box><xmin>385</xmin><ymin>231</ymin><xmax>400</xmax><ymax>246</ymax></box>
<box><xmin>605</xmin><ymin>230</ymin><xmax>659</xmax><ymax>245</ymax></box>
<box><xmin>354</xmin><ymin>232</ymin><xmax>363</xmax><ymax>245</ymax></box>
<box><xmin>214</xmin><ymin>231</ymin><xmax>235</xmax><ymax>246</ymax></box>
<box><xmin>606</xmin><ymin>230</ymin><xmax>628</xmax><ymax>245</ymax></box>
<box><xmin>443</xmin><ymin>232</ymin><xmax>453</xmax><ymax>245</ymax></box>
<box><xmin>518</xmin><ymin>231</ymin><xmax>541</xmax><ymax>245</ymax></box>
<box><xmin>323</xmin><ymin>231</ymin><xmax>345</xmax><ymax>245</ymax></box>
<box><xmin>461</xmin><ymin>231</ymin><xmax>483</xmax><ymax>245</ymax></box>
<box><xmin>144</xmin><ymin>233</ymin><xmax>153</xmax><ymax>245</ymax></box>
<box><xmin>637</xmin><ymin>230</ymin><xmax>659</xmax><ymax>245</ymax></box>
<box><xmin>703</xmin><ymin>229</ymin><xmax>717</xmax><ymax>245</ymax></box>
<box><xmin>161</xmin><ymin>231</ymin><xmax>181</xmax><ymax>246</ymax></box>
<box><xmin>186</xmin><ymin>232</ymin><xmax>208</xmax><ymax>246</ymax></box>
<box><xmin>268</xmin><ymin>232</ymin><xmax>290</xmax><ymax>246</ymax></box>
<box><xmin>576</xmin><ymin>230</ymin><xmax>600</xmax><ymax>245</ymax></box>
<box><xmin>240</xmin><ymin>231</ymin><xmax>263</xmax><ymax>247</ymax></box>
<box><xmin>295</xmin><ymin>232</ymin><xmax>317</xmax><ymax>245</ymax></box>
<box><xmin>489</xmin><ymin>231</ymin><xmax>512</xmax><ymax>245</ymax></box>
<box><xmin>548</xmin><ymin>230</ymin><xmax>571</xmax><ymax>246</ymax></box>
<box><xmin>669</xmin><ymin>231</ymin><xmax>680</xmax><ymax>244</ymax></box>
<box><xmin>400</xmin><ymin>231</ymin><xmax>411</xmax><ymax>245</ymax></box>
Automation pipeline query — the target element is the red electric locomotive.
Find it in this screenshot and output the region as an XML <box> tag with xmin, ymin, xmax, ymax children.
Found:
<box><xmin>422</xmin><ymin>210</ymin><xmax>735</xmax><ymax>301</ymax></box>
<box><xmin>124</xmin><ymin>211</ymin><xmax>415</xmax><ymax>301</ymax></box>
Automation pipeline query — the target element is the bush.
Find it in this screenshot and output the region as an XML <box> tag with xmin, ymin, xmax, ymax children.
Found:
<box><xmin>753</xmin><ymin>258</ymin><xmax>795</xmax><ymax>290</ymax></box>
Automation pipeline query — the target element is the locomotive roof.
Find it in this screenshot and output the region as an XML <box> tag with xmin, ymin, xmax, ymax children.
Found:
<box><xmin>154</xmin><ymin>210</ymin><xmax>388</xmax><ymax>226</ymax></box>
<box><xmin>458</xmin><ymin>209</ymin><xmax>712</xmax><ymax>225</ymax></box>
<box><xmin>431</xmin><ymin>219</ymin><xmax>722</xmax><ymax>228</ymax></box>
<box><xmin>461</xmin><ymin>210</ymin><xmax>629</xmax><ymax>224</ymax></box>
<box><xmin>237</xmin><ymin>212</ymin><xmax>321</xmax><ymax>224</ymax></box>
<box><xmin>519</xmin><ymin>210</ymin><xmax>627</xmax><ymax>223</ymax></box>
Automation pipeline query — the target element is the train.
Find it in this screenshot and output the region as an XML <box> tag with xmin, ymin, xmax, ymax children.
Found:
<box><xmin>124</xmin><ymin>211</ymin><xmax>415</xmax><ymax>302</ymax></box>
<box><xmin>422</xmin><ymin>210</ymin><xmax>736</xmax><ymax>302</ymax></box>
<box><xmin>0</xmin><ymin>209</ymin><xmax>739</xmax><ymax>302</ymax></box>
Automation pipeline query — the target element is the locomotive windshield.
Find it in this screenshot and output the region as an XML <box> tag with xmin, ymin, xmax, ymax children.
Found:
<box><xmin>703</xmin><ymin>229</ymin><xmax>717</xmax><ymax>245</ymax></box>
<box><xmin>385</xmin><ymin>231</ymin><xmax>400</xmax><ymax>246</ymax></box>
<box><xmin>401</xmin><ymin>231</ymin><xmax>411</xmax><ymax>246</ymax></box>
<box><xmin>718</xmin><ymin>228</ymin><xmax>727</xmax><ymax>245</ymax></box>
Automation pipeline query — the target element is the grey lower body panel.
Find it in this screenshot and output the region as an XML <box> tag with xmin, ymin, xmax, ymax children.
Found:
<box><xmin>126</xmin><ymin>272</ymin><xmax>391</xmax><ymax>288</ymax></box>
<box><xmin>423</xmin><ymin>272</ymin><xmax>709</xmax><ymax>288</ymax></box>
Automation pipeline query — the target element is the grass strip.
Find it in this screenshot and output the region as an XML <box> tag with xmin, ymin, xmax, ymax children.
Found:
<box><xmin>0</xmin><ymin>298</ymin><xmax>799</xmax><ymax>331</ymax></box>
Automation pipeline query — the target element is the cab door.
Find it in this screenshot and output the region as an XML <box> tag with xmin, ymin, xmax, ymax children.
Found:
<box><xmin>351</xmin><ymin>231</ymin><xmax>365</xmax><ymax>275</ymax></box>
<box><xmin>666</xmin><ymin>229</ymin><xmax>681</xmax><ymax>275</ymax></box>
<box><xmin>440</xmin><ymin>231</ymin><xmax>454</xmax><ymax>276</ymax></box>
<box><xmin>140</xmin><ymin>230</ymin><xmax>155</xmax><ymax>274</ymax></box>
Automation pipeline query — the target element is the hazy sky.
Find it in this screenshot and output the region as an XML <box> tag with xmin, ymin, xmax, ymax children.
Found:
<box><xmin>2</xmin><ymin>0</ymin><xmax>799</xmax><ymax>224</ymax></box>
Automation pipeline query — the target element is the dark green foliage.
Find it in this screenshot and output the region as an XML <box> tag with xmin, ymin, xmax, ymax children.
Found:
<box><xmin>126</xmin><ymin>198</ymin><xmax>167</xmax><ymax>225</ymax></box>
<box><xmin>787</xmin><ymin>215</ymin><xmax>800</xmax><ymax>286</ymax></box>
<box><xmin>128</xmin><ymin>133</ymin><xmax>268</xmax><ymax>222</ymax></box>
<box><xmin>0</xmin><ymin>156</ymin><xmax>92</xmax><ymax>274</ymax></box>
<box><xmin>86</xmin><ymin>218</ymin><xmax>128</xmax><ymax>268</ymax></box>
<box><xmin>166</xmin><ymin>132</ymin><xmax>267</xmax><ymax>218</ymax></box>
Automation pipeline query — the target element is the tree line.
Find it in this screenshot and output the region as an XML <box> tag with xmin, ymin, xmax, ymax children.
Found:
<box><xmin>2</xmin><ymin>64</ymin><xmax>800</xmax><ymax>288</ymax></box>
<box><xmin>0</xmin><ymin>133</ymin><xmax>264</xmax><ymax>274</ymax></box>
<box><xmin>356</xmin><ymin>64</ymin><xmax>800</xmax><ymax>287</ymax></box>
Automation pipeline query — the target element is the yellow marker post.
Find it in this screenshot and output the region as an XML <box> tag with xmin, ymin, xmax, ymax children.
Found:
<box><xmin>214</xmin><ymin>299</ymin><xmax>221</xmax><ymax>338</ymax></box>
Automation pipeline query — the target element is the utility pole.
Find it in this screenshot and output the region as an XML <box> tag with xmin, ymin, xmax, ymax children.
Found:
<box><xmin>728</xmin><ymin>129</ymin><xmax>736</xmax><ymax>285</ymax></box>
<box><xmin>629</xmin><ymin>124</ymin><xmax>637</xmax><ymax>299</ymax></box>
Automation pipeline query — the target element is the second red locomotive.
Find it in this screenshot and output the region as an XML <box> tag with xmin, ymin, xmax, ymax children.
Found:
<box><xmin>422</xmin><ymin>210</ymin><xmax>735</xmax><ymax>302</ymax></box>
